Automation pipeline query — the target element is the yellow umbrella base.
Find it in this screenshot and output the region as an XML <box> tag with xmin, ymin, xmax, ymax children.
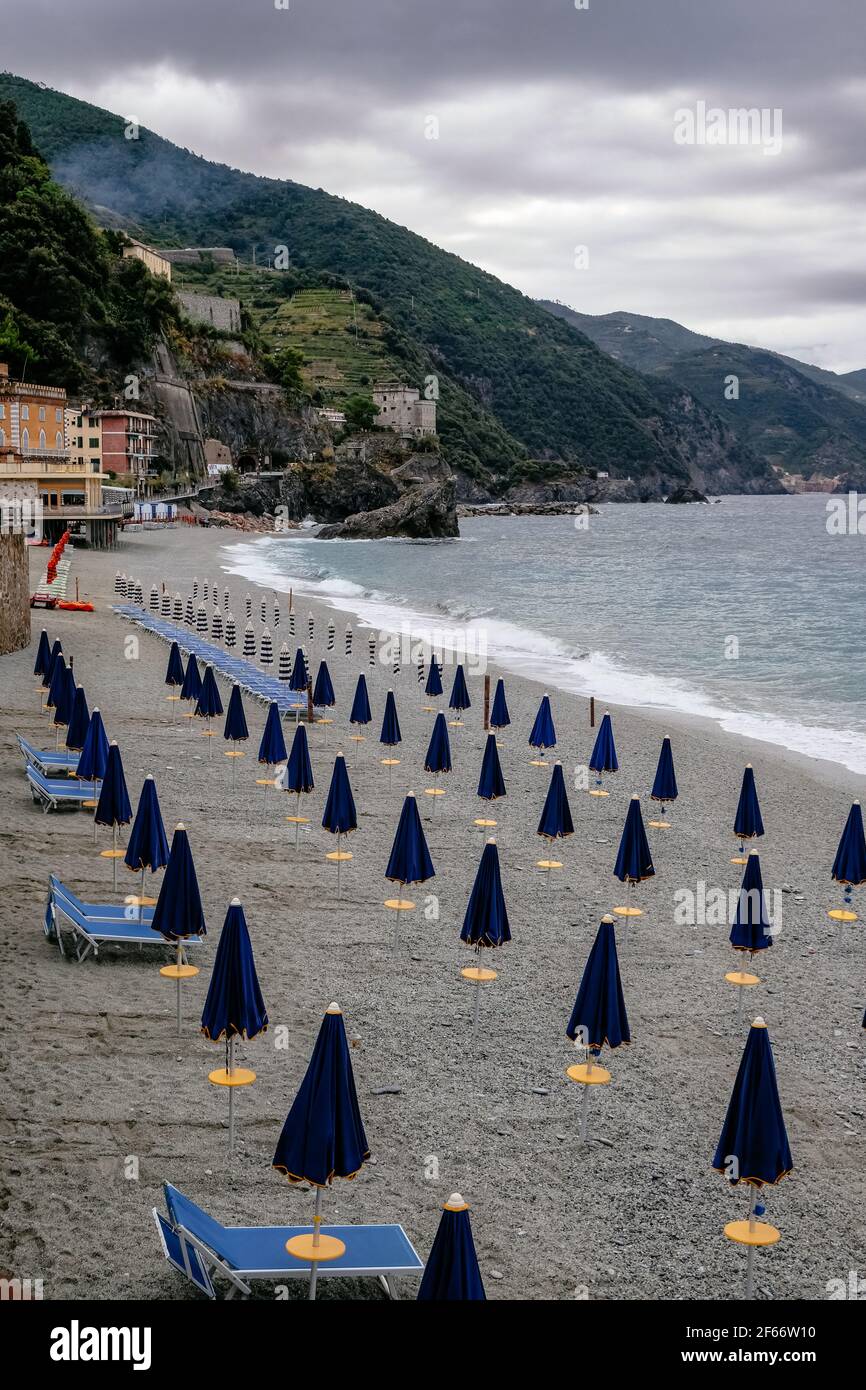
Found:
<box><xmin>647</xmin><ymin>819</ymin><xmax>670</xmax><ymax>829</ymax></box>
<box><xmin>285</xmin><ymin>1232</ymin><xmax>346</xmax><ymax>1263</ymax></box>
<box><xmin>730</xmin><ymin>855</ymin><xmax>748</xmax><ymax>866</ymax></box>
<box><xmin>326</xmin><ymin>850</ymin><xmax>353</xmax><ymax>863</ymax></box>
<box><xmin>201</xmin><ymin>730</ymin><xmax>217</xmax><ymax>738</ymax></box>
<box><xmin>566</xmin><ymin>1062</ymin><xmax>611</xmax><ymax>1086</ymax></box>
<box><xmin>613</xmin><ymin>905</ymin><xmax>642</xmax><ymax>917</ymax></box>
<box><xmin>349</xmin><ymin>734</ymin><xmax>366</xmax><ymax>743</ymax></box>
<box><xmin>182</xmin><ymin>712</ymin><xmax>196</xmax><ymax>719</ymax></box>
<box><xmin>160</xmin><ymin>963</ymin><xmax>200</xmax><ymax>980</ymax></box>
<box><xmin>724</xmin><ymin>1219</ymin><xmax>780</xmax><ymax>1248</ymax></box>
<box><xmin>125</xmin><ymin>894</ymin><xmax>158</xmax><ymax>908</ymax></box>
<box><xmin>537</xmin><ymin>859</ymin><xmax>563</xmax><ymax>870</ymax></box>
<box><xmin>422</xmin><ymin>704</ymin><xmax>437</xmax><ymax>712</ymax></box>
<box><xmin>828</xmin><ymin>908</ymin><xmax>857</xmax><ymax>922</ymax></box>
<box><xmin>81</xmin><ymin>800</ymin><xmax>98</xmax><ymax>810</ymax></box>
<box><xmin>209</xmin><ymin>1066</ymin><xmax>256</xmax><ymax>1088</ymax></box>
<box><xmin>529</xmin><ymin>758</ymin><xmax>549</xmax><ymax>767</ymax></box>
<box><xmin>474</xmin><ymin>818</ymin><xmax>497</xmax><ymax>828</ymax></box>
<box><xmin>255</xmin><ymin>778</ymin><xmax>276</xmax><ymax>787</ymax></box>
<box><xmin>100</xmin><ymin>848</ymin><xmax>126</xmax><ymax>859</ymax></box>
<box><xmin>461</xmin><ymin>965</ymin><xmax>497</xmax><ymax>984</ymax></box>
<box><xmin>588</xmin><ymin>788</ymin><xmax>609</xmax><ymax>798</ymax></box>
<box><xmin>448</xmin><ymin>719</ymin><xmax>464</xmax><ymax>727</ymax></box>
<box><xmin>424</xmin><ymin>787</ymin><xmax>446</xmax><ymax>797</ymax></box>
<box><xmin>166</xmin><ymin>694</ymin><xmax>180</xmax><ymax>702</ymax></box>
<box><xmin>224</xmin><ymin>750</ymin><xmax>245</xmax><ymax>758</ymax></box>
<box><xmin>380</xmin><ymin>757</ymin><xmax>401</xmax><ymax>767</ymax></box>
<box><xmin>725</xmin><ymin>970</ymin><xmax>760</xmax><ymax>988</ymax></box>
<box><xmin>385</xmin><ymin>898</ymin><xmax>415</xmax><ymax>911</ymax></box>
<box><xmin>285</xmin><ymin>815</ymin><xmax>310</xmax><ymax>825</ymax></box>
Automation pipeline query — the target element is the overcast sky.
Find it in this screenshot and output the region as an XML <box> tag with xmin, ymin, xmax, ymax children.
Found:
<box><xmin>7</xmin><ymin>0</ymin><xmax>866</xmax><ymax>369</ymax></box>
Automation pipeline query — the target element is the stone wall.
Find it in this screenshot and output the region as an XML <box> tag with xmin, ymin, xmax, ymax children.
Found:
<box><xmin>0</xmin><ymin>533</ymin><xmax>31</xmax><ymax>655</ymax></box>
<box><xmin>177</xmin><ymin>293</ymin><xmax>242</xmax><ymax>334</ymax></box>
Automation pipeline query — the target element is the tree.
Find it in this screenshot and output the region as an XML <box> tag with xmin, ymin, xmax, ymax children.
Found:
<box><xmin>344</xmin><ymin>393</ymin><xmax>378</xmax><ymax>430</ymax></box>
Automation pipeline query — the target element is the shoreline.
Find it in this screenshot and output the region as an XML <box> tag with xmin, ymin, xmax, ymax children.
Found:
<box><xmin>2</xmin><ymin>523</ymin><xmax>864</xmax><ymax>1302</ymax></box>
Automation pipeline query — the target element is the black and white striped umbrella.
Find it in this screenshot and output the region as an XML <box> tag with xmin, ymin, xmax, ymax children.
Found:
<box><xmin>273</xmin><ymin>598</ymin><xmax>280</xmax><ymax>628</ymax></box>
<box><xmin>368</xmin><ymin>635</ymin><xmax>376</xmax><ymax>668</ymax></box>
<box><xmin>223</xmin><ymin>587</ymin><xmax>230</xmax><ymax>613</ymax></box>
<box><xmin>160</xmin><ymin>591</ymin><xmax>172</xmax><ymax>618</ymax></box>
<box><xmin>196</xmin><ymin>604</ymin><xmax>208</xmax><ymax>634</ymax></box>
<box><xmin>203</xmin><ymin>580</ymin><xmax>210</xmax><ymax>606</ymax></box>
<box><xmin>120</xmin><ymin>573</ymin><xmax>130</xmax><ymax>599</ymax></box>
<box><xmin>133</xmin><ymin>582</ymin><xmax>143</xmax><ymax>606</ymax></box>
<box><xmin>245</xmin><ymin>593</ymin><xmax>252</xmax><ymax>619</ymax></box>
<box><xmin>225</xmin><ymin>614</ymin><xmax>237</xmax><ymax>650</ymax></box>
<box><xmin>392</xmin><ymin>639</ymin><xmax>400</xmax><ymax>678</ymax></box>
<box><xmin>184</xmin><ymin>596</ymin><xmax>195</xmax><ymax>626</ymax></box>
<box><xmin>212</xmin><ymin>608</ymin><xmax>224</xmax><ymax>642</ymax></box>
<box><xmin>114</xmin><ymin>571</ymin><xmax>123</xmax><ymax>595</ymax></box>
<box><xmin>260</xmin><ymin>627</ymin><xmax>274</xmax><ymax>667</ymax></box>
<box><xmin>303</xmin><ymin>646</ymin><xmax>311</xmax><ymax>684</ymax></box>
<box><xmin>308</xmin><ymin>612</ymin><xmax>315</xmax><ymax>644</ymax></box>
<box><xmin>192</xmin><ymin>576</ymin><xmax>199</xmax><ymax>600</ymax></box>
<box><xmin>261</xmin><ymin>597</ymin><xmax>267</xmax><ymax>626</ymax></box>
<box><xmin>150</xmin><ymin>585</ymin><xmax>160</xmax><ymax>612</ymax></box>
<box><xmin>173</xmin><ymin>594</ymin><xmax>183</xmax><ymax>624</ymax></box>
<box><xmin>289</xmin><ymin>609</ymin><xmax>295</xmax><ymax>638</ymax></box>
<box><xmin>345</xmin><ymin>624</ymin><xmax>353</xmax><ymax>658</ymax></box>
<box><xmin>417</xmin><ymin>650</ymin><xmax>425</xmax><ymax>683</ymax></box>
<box><xmin>327</xmin><ymin>620</ymin><xmax>335</xmax><ymax>651</ymax></box>
<box><xmin>278</xmin><ymin>642</ymin><xmax>291</xmax><ymax>681</ymax></box>
<box><xmin>243</xmin><ymin>622</ymin><xmax>256</xmax><ymax>658</ymax></box>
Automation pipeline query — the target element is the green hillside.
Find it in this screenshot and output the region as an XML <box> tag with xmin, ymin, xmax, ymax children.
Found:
<box><xmin>0</xmin><ymin>70</ymin><xmax>774</xmax><ymax>495</ymax></box>
<box><xmin>539</xmin><ymin>302</ymin><xmax>723</xmax><ymax>372</ymax></box>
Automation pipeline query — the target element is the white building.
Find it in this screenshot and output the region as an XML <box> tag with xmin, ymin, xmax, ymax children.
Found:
<box><xmin>372</xmin><ymin>383</ymin><xmax>436</xmax><ymax>438</ymax></box>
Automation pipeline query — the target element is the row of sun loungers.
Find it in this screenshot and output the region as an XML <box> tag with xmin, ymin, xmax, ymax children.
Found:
<box><xmin>17</xmin><ymin>734</ymin><xmax>82</xmax><ymax>778</ymax></box>
<box><xmin>45</xmin><ymin>876</ymin><xmax>205</xmax><ymax>961</ymax></box>
<box><xmin>26</xmin><ymin>765</ymin><xmax>95</xmax><ymax>812</ymax></box>
<box><xmin>154</xmin><ymin>1184</ymin><xmax>423</xmax><ymax>1299</ymax></box>
<box><xmin>112</xmin><ymin>603</ymin><xmax>307</xmax><ymax>715</ymax></box>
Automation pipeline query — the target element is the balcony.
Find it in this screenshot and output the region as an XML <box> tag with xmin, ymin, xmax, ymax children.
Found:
<box><xmin>0</xmin><ymin>455</ymin><xmax>95</xmax><ymax>476</ymax></box>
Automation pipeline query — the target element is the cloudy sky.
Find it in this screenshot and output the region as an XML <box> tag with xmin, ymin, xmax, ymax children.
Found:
<box><xmin>7</xmin><ymin>0</ymin><xmax>866</xmax><ymax>368</ymax></box>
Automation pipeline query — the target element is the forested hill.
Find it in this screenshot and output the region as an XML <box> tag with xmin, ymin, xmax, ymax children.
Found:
<box><xmin>0</xmin><ymin>72</ymin><xmax>780</xmax><ymax>495</ymax></box>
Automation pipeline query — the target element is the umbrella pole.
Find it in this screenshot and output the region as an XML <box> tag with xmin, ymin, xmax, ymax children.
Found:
<box><xmin>472</xmin><ymin>975</ymin><xmax>482</xmax><ymax>1033</ymax></box>
<box><xmin>336</xmin><ymin>833</ymin><xmax>342</xmax><ymax>897</ymax></box>
<box><xmin>581</xmin><ymin>1054</ymin><xmax>593</xmax><ymax>1141</ymax></box>
<box><xmin>140</xmin><ymin>866</ymin><xmax>146</xmax><ymax>921</ymax></box>
<box><xmin>175</xmin><ymin>941</ymin><xmax>183</xmax><ymax>1036</ymax></box>
<box><xmin>745</xmin><ymin>1186</ymin><xmax>757</xmax><ymax>1300</ymax></box>
<box><xmin>308</xmin><ymin>1188</ymin><xmax>323</xmax><ymax>1301</ymax></box>
<box><xmin>112</xmin><ymin>824</ymin><xmax>118</xmax><ymax>891</ymax></box>
<box><xmin>388</xmin><ymin>760</ymin><xmax>393</xmax><ymax>792</ymax></box>
<box><xmin>295</xmin><ymin>792</ymin><xmax>301</xmax><ymax>848</ymax></box>
<box><xmin>228</xmin><ymin>1035</ymin><xmax>235</xmax><ymax>1153</ymax></box>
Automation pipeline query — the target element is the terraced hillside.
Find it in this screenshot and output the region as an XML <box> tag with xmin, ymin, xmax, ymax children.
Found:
<box><xmin>261</xmin><ymin>288</ymin><xmax>399</xmax><ymax>401</ymax></box>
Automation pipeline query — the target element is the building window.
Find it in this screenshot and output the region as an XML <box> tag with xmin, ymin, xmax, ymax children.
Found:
<box><xmin>21</xmin><ymin>427</ymin><xmax>29</xmax><ymax>451</ymax></box>
<box><xmin>38</xmin><ymin>406</ymin><xmax>46</xmax><ymax>422</ymax></box>
<box><xmin>89</xmin><ymin>438</ymin><xmax>99</xmax><ymax>449</ymax></box>
<box><xmin>61</xmin><ymin>491</ymin><xmax>85</xmax><ymax>507</ymax></box>
<box><xmin>55</xmin><ymin>431</ymin><xmax>63</xmax><ymax>449</ymax></box>
<box><xmin>0</xmin><ymin>428</ymin><xmax>4</xmax><ymax>446</ymax></box>
<box><xmin>21</xmin><ymin>405</ymin><xmax>29</xmax><ymax>420</ymax></box>
<box><xmin>55</xmin><ymin>409</ymin><xmax>63</xmax><ymax>423</ymax></box>
<box><xmin>0</xmin><ymin>403</ymin><xmax>4</xmax><ymax>418</ymax></box>
<box><xmin>39</xmin><ymin>429</ymin><xmax>46</xmax><ymax>449</ymax></box>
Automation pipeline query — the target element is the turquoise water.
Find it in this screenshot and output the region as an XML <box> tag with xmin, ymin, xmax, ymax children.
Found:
<box><xmin>223</xmin><ymin>494</ymin><xmax>866</xmax><ymax>773</ymax></box>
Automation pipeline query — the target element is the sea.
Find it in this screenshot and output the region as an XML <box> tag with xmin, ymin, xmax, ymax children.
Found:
<box><xmin>221</xmin><ymin>494</ymin><xmax>866</xmax><ymax>774</ymax></box>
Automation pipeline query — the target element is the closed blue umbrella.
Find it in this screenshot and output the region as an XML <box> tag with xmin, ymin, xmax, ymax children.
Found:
<box><xmin>152</xmin><ymin>822</ymin><xmax>207</xmax><ymax>1034</ymax></box>
<box><xmin>537</xmin><ymin>761</ymin><xmax>574</xmax><ymax>841</ymax></box>
<box><xmin>42</xmin><ymin>638</ymin><xmax>63</xmax><ymax>693</ymax></box>
<box><xmin>477</xmin><ymin>732</ymin><xmax>506</xmax><ymax>801</ymax></box>
<box><xmin>223</xmin><ymin>684</ymin><xmax>249</xmax><ymax>779</ymax></box>
<box><xmin>448</xmin><ymin>664</ymin><xmax>471</xmax><ymax>721</ymax></box>
<box><xmin>34</xmin><ymin>628</ymin><xmax>51</xmax><ymax>679</ymax></box>
<box><xmin>195</xmin><ymin>664</ymin><xmax>223</xmax><ymax>757</ymax></box>
<box><xmin>712</xmin><ymin>1017</ymin><xmax>792</xmax><ymax>1299</ymax></box>
<box><xmin>290</xmin><ymin>647</ymin><xmax>308</xmax><ymax>693</ymax></box>
<box><xmin>566</xmin><ymin>915</ymin><xmax>630</xmax><ymax>1139</ymax></box>
<box><xmin>95</xmin><ymin>742</ymin><xmax>133</xmax><ymax>889</ymax></box>
<box><xmin>202</xmin><ymin>897</ymin><xmax>268</xmax><ymax>1150</ymax></box>
<box><xmin>165</xmin><ymin>640</ymin><xmax>185</xmax><ymax>687</ymax></box>
<box><xmin>258</xmin><ymin>700</ymin><xmax>287</xmax><ymax>766</ymax></box>
<box><xmin>830</xmin><ymin>800</ymin><xmax>866</xmax><ymax>923</ymax></box>
<box><xmin>385</xmin><ymin>794</ymin><xmax>434</xmax><ymax>945</ymax></box>
<box><xmin>285</xmin><ymin>723</ymin><xmax>314</xmax><ymax>846</ymax></box>
<box><xmin>424</xmin><ymin>710</ymin><xmax>451</xmax><ymax>814</ymax></box>
<box><xmin>124</xmin><ymin>774</ymin><xmax>170</xmax><ymax>908</ymax></box>
<box><xmin>417</xmin><ymin>1195</ymin><xmax>486</xmax><ymax>1302</ymax></box>
<box><xmin>461</xmin><ymin>838</ymin><xmax>510</xmax><ymax>1030</ymax></box>
<box><xmin>730</xmin><ymin>851</ymin><xmax>773</xmax><ymax>955</ymax></box>
<box><xmin>179</xmin><ymin>652</ymin><xmax>202</xmax><ymax>707</ymax></box>
<box><xmin>323</xmin><ymin>752</ymin><xmax>357</xmax><ymax>893</ymax></box>
<box><xmin>649</xmin><ymin>735</ymin><xmax>678</xmax><ymax>826</ymax></box>
<box><xmin>350</xmin><ymin>674</ymin><xmax>372</xmax><ymax>726</ymax></box>
<box><xmin>528</xmin><ymin>693</ymin><xmax>556</xmax><ymax>758</ymax></box>
<box><xmin>76</xmin><ymin>707</ymin><xmax>109</xmax><ymax>789</ymax></box>
<box><xmin>425</xmin><ymin>656</ymin><xmax>443</xmax><ymax>699</ymax></box>
<box><xmin>313</xmin><ymin>660</ymin><xmax>335</xmax><ymax>709</ymax></box>
<box><xmin>379</xmin><ymin>688</ymin><xmax>401</xmax><ymax>790</ymax></box>
<box><xmin>613</xmin><ymin>795</ymin><xmax>654</xmax><ymax>925</ymax></box>
<box><xmin>589</xmin><ymin>711</ymin><xmax>617</xmax><ymax>795</ymax></box>
<box><xmin>733</xmin><ymin>764</ymin><xmax>764</xmax><ymax>861</ymax></box>
<box><xmin>52</xmin><ymin>664</ymin><xmax>75</xmax><ymax>739</ymax></box>
<box><xmin>64</xmin><ymin>684</ymin><xmax>90</xmax><ymax>752</ymax></box>
<box><xmin>490</xmin><ymin>676</ymin><xmax>510</xmax><ymax>731</ymax></box>
<box><xmin>273</xmin><ymin>1002</ymin><xmax>370</xmax><ymax>1299</ymax></box>
<box><xmin>46</xmin><ymin>653</ymin><xmax>68</xmax><ymax>717</ymax></box>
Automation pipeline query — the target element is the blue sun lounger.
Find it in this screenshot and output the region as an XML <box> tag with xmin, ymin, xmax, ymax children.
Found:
<box><xmin>26</xmin><ymin>765</ymin><xmax>94</xmax><ymax>812</ymax></box>
<box><xmin>46</xmin><ymin>877</ymin><xmax>204</xmax><ymax>962</ymax></box>
<box><xmin>154</xmin><ymin>1184</ymin><xmax>424</xmax><ymax>1300</ymax></box>
<box><xmin>17</xmin><ymin>735</ymin><xmax>82</xmax><ymax>777</ymax></box>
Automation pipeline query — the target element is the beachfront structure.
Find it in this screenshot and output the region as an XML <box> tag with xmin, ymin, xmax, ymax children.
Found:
<box><xmin>373</xmin><ymin>382</ymin><xmax>436</xmax><ymax>438</ymax></box>
<box><xmin>122</xmin><ymin>238</ymin><xmax>172</xmax><ymax>281</ymax></box>
<box><xmin>317</xmin><ymin>407</ymin><xmax>347</xmax><ymax>427</ymax></box>
<box><xmin>89</xmin><ymin>409</ymin><xmax>161</xmax><ymax>491</ymax></box>
<box><xmin>0</xmin><ymin>364</ymin><xmax>104</xmax><ymax>532</ymax></box>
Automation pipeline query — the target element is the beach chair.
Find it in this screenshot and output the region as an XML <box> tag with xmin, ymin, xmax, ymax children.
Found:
<box><xmin>153</xmin><ymin>1184</ymin><xmax>424</xmax><ymax>1300</ymax></box>
<box><xmin>26</xmin><ymin>765</ymin><xmax>93</xmax><ymax>812</ymax></box>
<box><xmin>45</xmin><ymin>877</ymin><xmax>204</xmax><ymax>962</ymax></box>
<box><xmin>16</xmin><ymin>735</ymin><xmax>81</xmax><ymax>777</ymax></box>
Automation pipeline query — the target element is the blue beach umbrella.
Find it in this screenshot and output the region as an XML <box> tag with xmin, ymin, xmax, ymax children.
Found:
<box><xmin>424</xmin><ymin>656</ymin><xmax>443</xmax><ymax>700</ymax></box>
<box><xmin>202</xmin><ymin>897</ymin><xmax>268</xmax><ymax>1150</ymax></box>
<box><xmin>223</xmin><ymin>683</ymin><xmax>249</xmax><ymax>779</ymax></box>
<box><xmin>712</xmin><ymin>1017</ymin><xmax>792</xmax><ymax>1299</ymax></box>
<box><xmin>379</xmin><ymin>688</ymin><xmax>402</xmax><ymax>789</ymax></box>
<box><xmin>385</xmin><ymin>794</ymin><xmax>434</xmax><ymax>944</ymax></box>
<box><xmin>165</xmin><ymin>640</ymin><xmax>185</xmax><ymax>687</ymax></box>
<box><xmin>417</xmin><ymin>1195</ymin><xmax>486</xmax><ymax>1302</ymax></box>
<box><xmin>152</xmin><ymin>822</ymin><xmax>208</xmax><ymax>1034</ymax></box>
<box><xmin>528</xmin><ymin>693</ymin><xmax>556</xmax><ymax>759</ymax></box>
<box><xmin>566</xmin><ymin>915</ymin><xmax>630</xmax><ymax>1139</ymax></box>
<box><xmin>649</xmin><ymin>735</ymin><xmax>678</xmax><ymax>825</ymax></box>
<box><xmin>124</xmin><ymin>774</ymin><xmax>170</xmax><ymax>907</ymax></box>
<box><xmin>95</xmin><ymin>742</ymin><xmax>133</xmax><ymax>889</ymax></box>
<box><xmin>448</xmin><ymin>664</ymin><xmax>471</xmax><ymax>721</ymax></box>
<box><xmin>613</xmin><ymin>795</ymin><xmax>654</xmax><ymax>923</ymax></box>
<box><xmin>490</xmin><ymin>676</ymin><xmax>510</xmax><ymax>731</ymax></box>
<box><xmin>461</xmin><ymin>837</ymin><xmax>510</xmax><ymax>1030</ymax></box>
<box><xmin>77</xmin><ymin>707</ymin><xmax>109</xmax><ymax>791</ymax></box>
<box><xmin>733</xmin><ymin>764</ymin><xmax>764</xmax><ymax>859</ymax></box>
<box><xmin>34</xmin><ymin>628</ymin><xmax>51</xmax><ymax>679</ymax></box>
<box><xmin>730</xmin><ymin>851</ymin><xmax>773</xmax><ymax>956</ymax></box>
<box><xmin>273</xmin><ymin>1002</ymin><xmax>370</xmax><ymax>1299</ymax></box>
<box><xmin>830</xmin><ymin>800</ymin><xmax>866</xmax><ymax>922</ymax></box>
<box><xmin>42</xmin><ymin>638</ymin><xmax>63</xmax><ymax>693</ymax></box>
<box><xmin>588</xmin><ymin>711</ymin><xmax>618</xmax><ymax>795</ymax></box>
<box><xmin>477</xmin><ymin>732</ymin><xmax>506</xmax><ymax>802</ymax></box>
<box><xmin>195</xmin><ymin>664</ymin><xmax>223</xmax><ymax>756</ymax></box>
<box><xmin>258</xmin><ymin>700</ymin><xmax>287</xmax><ymax>768</ymax></box>
<box><xmin>285</xmin><ymin>723</ymin><xmax>315</xmax><ymax>846</ymax></box>
<box><xmin>46</xmin><ymin>652</ymin><xmax>68</xmax><ymax>718</ymax></box>
<box><xmin>52</xmin><ymin>664</ymin><xmax>75</xmax><ymax>739</ymax></box>
<box><xmin>322</xmin><ymin>752</ymin><xmax>357</xmax><ymax>893</ymax></box>
<box><xmin>350</xmin><ymin>673</ymin><xmax>372</xmax><ymax>726</ymax></box>
<box><xmin>179</xmin><ymin>652</ymin><xmax>202</xmax><ymax>709</ymax></box>
<box><xmin>64</xmin><ymin>684</ymin><xmax>90</xmax><ymax>752</ymax></box>
<box><xmin>537</xmin><ymin>762</ymin><xmax>574</xmax><ymax>880</ymax></box>
<box><xmin>313</xmin><ymin>660</ymin><xmax>335</xmax><ymax>709</ymax></box>
<box><xmin>423</xmin><ymin>711</ymin><xmax>452</xmax><ymax>814</ymax></box>
<box><xmin>290</xmin><ymin>647</ymin><xmax>308</xmax><ymax>693</ymax></box>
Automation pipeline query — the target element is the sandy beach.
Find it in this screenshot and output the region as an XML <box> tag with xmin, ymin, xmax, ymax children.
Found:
<box><xmin>1</xmin><ymin>523</ymin><xmax>864</xmax><ymax>1302</ymax></box>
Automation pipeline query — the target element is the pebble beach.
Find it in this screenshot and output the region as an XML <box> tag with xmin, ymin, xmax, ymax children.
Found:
<box><xmin>2</xmin><ymin>524</ymin><xmax>864</xmax><ymax>1301</ymax></box>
